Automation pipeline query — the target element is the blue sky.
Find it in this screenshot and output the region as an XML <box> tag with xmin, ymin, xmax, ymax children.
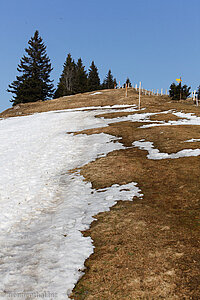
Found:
<box><xmin>0</xmin><ymin>0</ymin><xmax>200</xmax><ymax>112</ymax></box>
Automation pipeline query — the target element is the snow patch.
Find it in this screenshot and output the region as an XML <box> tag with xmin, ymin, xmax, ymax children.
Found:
<box><xmin>90</xmin><ymin>92</ymin><xmax>102</xmax><ymax>95</ymax></box>
<box><xmin>185</xmin><ymin>138</ymin><xmax>200</xmax><ymax>143</ymax></box>
<box><xmin>133</xmin><ymin>140</ymin><xmax>200</xmax><ymax>160</ymax></box>
<box><xmin>141</xmin><ymin>111</ymin><xmax>200</xmax><ymax>128</ymax></box>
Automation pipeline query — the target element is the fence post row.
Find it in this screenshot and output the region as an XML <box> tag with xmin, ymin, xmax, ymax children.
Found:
<box><xmin>122</xmin><ymin>81</ymin><xmax>199</xmax><ymax>107</ymax></box>
<box><xmin>121</xmin><ymin>81</ymin><xmax>200</xmax><ymax>99</ymax></box>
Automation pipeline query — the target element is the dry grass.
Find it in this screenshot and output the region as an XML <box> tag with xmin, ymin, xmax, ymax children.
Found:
<box><xmin>0</xmin><ymin>89</ymin><xmax>138</xmax><ymax>118</ymax></box>
<box><xmin>70</xmin><ymin>143</ymin><xmax>200</xmax><ymax>298</ymax></box>
<box><xmin>1</xmin><ymin>88</ymin><xmax>197</xmax><ymax>119</ymax></box>
<box><xmin>69</xmin><ymin>91</ymin><xmax>200</xmax><ymax>299</ymax></box>
<box><xmin>1</xmin><ymin>89</ymin><xmax>199</xmax><ymax>299</ymax></box>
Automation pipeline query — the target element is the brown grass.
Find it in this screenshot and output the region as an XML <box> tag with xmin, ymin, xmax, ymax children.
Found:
<box><xmin>1</xmin><ymin>88</ymin><xmax>197</xmax><ymax>119</ymax></box>
<box><xmin>70</xmin><ymin>144</ymin><xmax>200</xmax><ymax>298</ymax></box>
<box><xmin>69</xmin><ymin>91</ymin><xmax>200</xmax><ymax>299</ymax></box>
<box><xmin>0</xmin><ymin>89</ymin><xmax>138</xmax><ymax>118</ymax></box>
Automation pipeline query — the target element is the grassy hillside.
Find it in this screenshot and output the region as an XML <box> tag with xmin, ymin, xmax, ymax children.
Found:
<box><xmin>67</xmin><ymin>90</ymin><xmax>200</xmax><ymax>299</ymax></box>
<box><xmin>1</xmin><ymin>88</ymin><xmax>200</xmax><ymax>299</ymax></box>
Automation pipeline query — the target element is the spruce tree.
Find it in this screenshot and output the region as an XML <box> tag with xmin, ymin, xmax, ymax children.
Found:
<box><xmin>113</xmin><ymin>78</ymin><xmax>117</xmax><ymax>88</ymax></box>
<box><xmin>197</xmin><ymin>87</ymin><xmax>199</xmax><ymax>100</ymax></box>
<box><xmin>88</xmin><ymin>61</ymin><xmax>100</xmax><ymax>92</ymax></box>
<box><xmin>125</xmin><ymin>77</ymin><xmax>132</xmax><ymax>87</ymax></box>
<box><xmin>182</xmin><ymin>84</ymin><xmax>191</xmax><ymax>99</ymax></box>
<box><xmin>102</xmin><ymin>69</ymin><xmax>115</xmax><ymax>89</ymax></box>
<box><xmin>73</xmin><ymin>58</ymin><xmax>88</xmax><ymax>94</ymax></box>
<box><xmin>169</xmin><ymin>82</ymin><xmax>191</xmax><ymax>100</ymax></box>
<box><xmin>8</xmin><ymin>30</ymin><xmax>54</xmax><ymax>105</ymax></box>
<box><xmin>54</xmin><ymin>53</ymin><xmax>76</xmax><ymax>98</ymax></box>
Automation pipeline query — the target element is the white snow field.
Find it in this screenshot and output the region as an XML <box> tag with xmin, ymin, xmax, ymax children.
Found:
<box><xmin>1</xmin><ymin>105</ymin><xmax>200</xmax><ymax>299</ymax></box>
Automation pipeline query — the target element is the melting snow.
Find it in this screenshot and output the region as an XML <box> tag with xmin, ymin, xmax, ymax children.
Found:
<box><xmin>0</xmin><ymin>106</ymin><xmax>142</xmax><ymax>299</ymax></box>
<box><xmin>133</xmin><ymin>140</ymin><xmax>200</xmax><ymax>160</ymax></box>
<box><xmin>141</xmin><ymin>111</ymin><xmax>200</xmax><ymax>128</ymax></box>
<box><xmin>1</xmin><ymin>104</ymin><xmax>200</xmax><ymax>299</ymax></box>
<box><xmin>185</xmin><ymin>138</ymin><xmax>200</xmax><ymax>142</ymax></box>
<box><xmin>90</xmin><ymin>92</ymin><xmax>102</xmax><ymax>95</ymax></box>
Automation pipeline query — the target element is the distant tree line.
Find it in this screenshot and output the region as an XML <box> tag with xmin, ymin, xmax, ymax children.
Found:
<box><xmin>8</xmin><ymin>31</ymin><xmax>118</xmax><ymax>106</ymax></box>
<box><xmin>11</xmin><ymin>30</ymin><xmax>198</xmax><ymax>106</ymax></box>
<box><xmin>54</xmin><ymin>54</ymin><xmax>117</xmax><ymax>99</ymax></box>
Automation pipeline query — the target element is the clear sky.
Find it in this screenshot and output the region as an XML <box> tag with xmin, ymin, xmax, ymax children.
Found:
<box><xmin>0</xmin><ymin>0</ymin><xmax>200</xmax><ymax>112</ymax></box>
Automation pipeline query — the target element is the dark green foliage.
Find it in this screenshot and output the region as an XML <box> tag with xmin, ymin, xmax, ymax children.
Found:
<box><xmin>55</xmin><ymin>55</ymin><xmax>117</xmax><ymax>96</ymax></box>
<box><xmin>102</xmin><ymin>69</ymin><xmax>115</xmax><ymax>89</ymax></box>
<box><xmin>54</xmin><ymin>53</ymin><xmax>76</xmax><ymax>98</ymax></box>
<box><xmin>88</xmin><ymin>61</ymin><xmax>100</xmax><ymax>92</ymax></box>
<box><xmin>8</xmin><ymin>30</ymin><xmax>54</xmax><ymax>105</ymax></box>
<box><xmin>123</xmin><ymin>78</ymin><xmax>132</xmax><ymax>88</ymax></box>
<box><xmin>169</xmin><ymin>82</ymin><xmax>191</xmax><ymax>100</ymax></box>
<box><xmin>182</xmin><ymin>84</ymin><xmax>191</xmax><ymax>99</ymax></box>
<box><xmin>54</xmin><ymin>55</ymin><xmax>88</xmax><ymax>97</ymax></box>
<box><xmin>73</xmin><ymin>58</ymin><xmax>88</xmax><ymax>94</ymax></box>
<box><xmin>113</xmin><ymin>78</ymin><xmax>117</xmax><ymax>88</ymax></box>
<box><xmin>125</xmin><ymin>77</ymin><xmax>132</xmax><ymax>87</ymax></box>
<box><xmin>197</xmin><ymin>86</ymin><xmax>200</xmax><ymax>100</ymax></box>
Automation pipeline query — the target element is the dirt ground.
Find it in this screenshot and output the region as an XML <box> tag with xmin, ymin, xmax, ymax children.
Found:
<box><xmin>1</xmin><ymin>89</ymin><xmax>199</xmax><ymax>299</ymax></box>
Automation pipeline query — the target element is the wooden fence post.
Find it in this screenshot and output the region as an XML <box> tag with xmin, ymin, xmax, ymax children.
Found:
<box><xmin>139</xmin><ymin>82</ymin><xmax>141</xmax><ymax>110</ymax></box>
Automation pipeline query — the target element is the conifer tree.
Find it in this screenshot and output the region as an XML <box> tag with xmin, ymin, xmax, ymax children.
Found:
<box><xmin>125</xmin><ymin>77</ymin><xmax>132</xmax><ymax>87</ymax></box>
<box><xmin>102</xmin><ymin>69</ymin><xmax>115</xmax><ymax>89</ymax></box>
<box><xmin>8</xmin><ymin>30</ymin><xmax>54</xmax><ymax>105</ymax></box>
<box><xmin>54</xmin><ymin>53</ymin><xmax>76</xmax><ymax>98</ymax></box>
<box><xmin>88</xmin><ymin>61</ymin><xmax>100</xmax><ymax>91</ymax></box>
<box><xmin>197</xmin><ymin>85</ymin><xmax>200</xmax><ymax>100</ymax></box>
<box><xmin>113</xmin><ymin>78</ymin><xmax>117</xmax><ymax>88</ymax></box>
<box><xmin>73</xmin><ymin>58</ymin><xmax>88</xmax><ymax>94</ymax></box>
<box><xmin>169</xmin><ymin>82</ymin><xmax>191</xmax><ymax>100</ymax></box>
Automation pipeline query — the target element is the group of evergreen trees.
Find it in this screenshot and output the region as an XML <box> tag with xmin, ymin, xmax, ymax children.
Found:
<box><xmin>169</xmin><ymin>82</ymin><xmax>191</xmax><ymax>100</ymax></box>
<box><xmin>8</xmin><ymin>31</ymin><xmax>117</xmax><ymax>106</ymax></box>
<box><xmin>54</xmin><ymin>54</ymin><xmax>116</xmax><ymax>99</ymax></box>
<box><xmin>168</xmin><ymin>80</ymin><xmax>200</xmax><ymax>101</ymax></box>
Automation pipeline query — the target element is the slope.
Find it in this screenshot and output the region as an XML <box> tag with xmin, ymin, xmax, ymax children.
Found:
<box><xmin>0</xmin><ymin>88</ymin><xmax>200</xmax><ymax>299</ymax></box>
